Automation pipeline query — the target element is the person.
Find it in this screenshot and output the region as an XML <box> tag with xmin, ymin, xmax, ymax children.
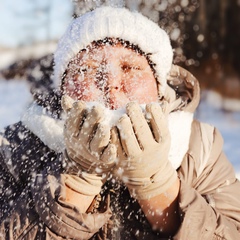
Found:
<box><xmin>0</xmin><ymin>6</ymin><xmax>240</xmax><ymax>240</ymax></box>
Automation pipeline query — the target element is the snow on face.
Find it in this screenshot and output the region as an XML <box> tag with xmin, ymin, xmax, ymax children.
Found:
<box><xmin>62</xmin><ymin>43</ymin><xmax>159</xmax><ymax>110</ymax></box>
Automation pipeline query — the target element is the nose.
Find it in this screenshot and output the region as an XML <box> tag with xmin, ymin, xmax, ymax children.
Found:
<box><xmin>101</xmin><ymin>64</ymin><xmax>127</xmax><ymax>109</ymax></box>
<box><xmin>105</xmin><ymin>87</ymin><xmax>125</xmax><ymax>109</ymax></box>
<box><xmin>104</xmin><ymin>63</ymin><xmax>121</xmax><ymax>88</ymax></box>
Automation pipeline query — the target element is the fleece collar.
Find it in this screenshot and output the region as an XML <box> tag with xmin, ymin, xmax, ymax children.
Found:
<box><xmin>21</xmin><ymin>103</ymin><xmax>65</xmax><ymax>153</ymax></box>
<box><xmin>21</xmin><ymin>103</ymin><xmax>193</xmax><ymax>170</ymax></box>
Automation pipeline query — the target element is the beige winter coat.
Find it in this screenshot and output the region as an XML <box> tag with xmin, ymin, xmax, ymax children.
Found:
<box><xmin>0</xmin><ymin>65</ymin><xmax>240</xmax><ymax>239</ymax></box>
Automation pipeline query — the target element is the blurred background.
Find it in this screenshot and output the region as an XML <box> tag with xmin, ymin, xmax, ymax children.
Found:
<box><xmin>0</xmin><ymin>0</ymin><xmax>240</xmax><ymax>173</ymax></box>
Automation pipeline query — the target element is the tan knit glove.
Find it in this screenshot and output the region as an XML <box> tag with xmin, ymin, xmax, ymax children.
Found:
<box><xmin>114</xmin><ymin>102</ymin><xmax>177</xmax><ymax>200</ymax></box>
<box><xmin>61</xmin><ymin>95</ymin><xmax>117</xmax><ymax>196</ymax></box>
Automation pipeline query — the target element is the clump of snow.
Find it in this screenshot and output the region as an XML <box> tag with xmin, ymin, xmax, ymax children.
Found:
<box><xmin>85</xmin><ymin>102</ymin><xmax>126</xmax><ymax>127</ymax></box>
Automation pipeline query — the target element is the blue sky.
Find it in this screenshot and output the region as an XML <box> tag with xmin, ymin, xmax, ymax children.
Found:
<box><xmin>0</xmin><ymin>0</ymin><xmax>73</xmax><ymax>47</ymax></box>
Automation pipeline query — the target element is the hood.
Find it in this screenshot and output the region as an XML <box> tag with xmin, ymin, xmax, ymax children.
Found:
<box><xmin>21</xmin><ymin>65</ymin><xmax>200</xmax><ymax>170</ymax></box>
<box><xmin>165</xmin><ymin>64</ymin><xmax>200</xmax><ymax>114</ymax></box>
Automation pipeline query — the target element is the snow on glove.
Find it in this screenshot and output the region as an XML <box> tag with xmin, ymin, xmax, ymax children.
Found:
<box><xmin>61</xmin><ymin>95</ymin><xmax>117</xmax><ymax>196</ymax></box>
<box><xmin>115</xmin><ymin>102</ymin><xmax>178</xmax><ymax>200</ymax></box>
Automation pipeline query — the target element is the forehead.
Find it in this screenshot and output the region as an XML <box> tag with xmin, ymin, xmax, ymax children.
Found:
<box><xmin>69</xmin><ymin>43</ymin><xmax>148</xmax><ymax>64</ymax></box>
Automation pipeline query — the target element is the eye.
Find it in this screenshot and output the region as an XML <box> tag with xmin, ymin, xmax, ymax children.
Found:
<box><xmin>78</xmin><ymin>68</ymin><xmax>87</xmax><ymax>73</ymax></box>
<box><xmin>78</xmin><ymin>67</ymin><xmax>88</xmax><ymax>74</ymax></box>
<box><xmin>78</xmin><ymin>66</ymin><xmax>98</xmax><ymax>74</ymax></box>
<box><xmin>121</xmin><ymin>64</ymin><xmax>141</xmax><ymax>72</ymax></box>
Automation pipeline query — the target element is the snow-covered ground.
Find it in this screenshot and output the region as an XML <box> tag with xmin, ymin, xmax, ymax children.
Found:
<box><xmin>0</xmin><ymin>79</ymin><xmax>240</xmax><ymax>178</ymax></box>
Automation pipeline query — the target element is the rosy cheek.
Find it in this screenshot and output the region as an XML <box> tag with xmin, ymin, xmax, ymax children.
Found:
<box><xmin>63</xmin><ymin>75</ymin><xmax>84</xmax><ymax>96</ymax></box>
<box><xmin>62</xmin><ymin>79</ymin><xmax>76</xmax><ymax>99</ymax></box>
<box><xmin>63</xmin><ymin>78</ymin><xmax>83</xmax><ymax>100</ymax></box>
<box><xmin>79</xmin><ymin>84</ymin><xmax>100</xmax><ymax>101</ymax></box>
<box><xmin>124</xmin><ymin>74</ymin><xmax>158</xmax><ymax>103</ymax></box>
<box><xmin>64</xmin><ymin>77</ymin><xmax>105</xmax><ymax>103</ymax></box>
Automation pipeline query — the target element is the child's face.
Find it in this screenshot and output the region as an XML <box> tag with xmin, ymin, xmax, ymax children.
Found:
<box><xmin>62</xmin><ymin>44</ymin><xmax>159</xmax><ymax>109</ymax></box>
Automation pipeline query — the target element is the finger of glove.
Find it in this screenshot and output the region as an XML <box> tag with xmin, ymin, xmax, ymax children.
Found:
<box><xmin>79</xmin><ymin>105</ymin><xmax>105</xmax><ymax>145</ymax></box>
<box><xmin>66</xmin><ymin>145</ymin><xmax>93</xmax><ymax>166</ymax></box>
<box><xmin>61</xmin><ymin>95</ymin><xmax>75</xmax><ymax>113</ymax></box>
<box><xmin>110</xmin><ymin>126</ymin><xmax>119</xmax><ymax>146</ymax></box>
<box><xmin>126</xmin><ymin>102</ymin><xmax>154</xmax><ymax>148</ymax></box>
<box><xmin>70</xmin><ymin>152</ymin><xmax>96</xmax><ymax>172</ymax></box>
<box><xmin>110</xmin><ymin>127</ymin><xmax>126</xmax><ymax>161</ymax></box>
<box><xmin>65</xmin><ymin>101</ymin><xmax>86</xmax><ymax>137</ymax></box>
<box><xmin>146</xmin><ymin>103</ymin><xmax>169</xmax><ymax>143</ymax></box>
<box><xmin>74</xmin><ymin>144</ymin><xmax>116</xmax><ymax>174</ymax></box>
<box><xmin>117</xmin><ymin>114</ymin><xmax>141</xmax><ymax>157</ymax></box>
<box><xmin>101</xmin><ymin>143</ymin><xmax>117</xmax><ymax>165</ymax></box>
<box><xmin>90</xmin><ymin>123</ymin><xmax>111</xmax><ymax>156</ymax></box>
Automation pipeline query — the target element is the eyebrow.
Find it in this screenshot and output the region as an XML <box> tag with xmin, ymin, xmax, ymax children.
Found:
<box><xmin>79</xmin><ymin>60</ymin><xmax>99</xmax><ymax>66</ymax></box>
<box><xmin>120</xmin><ymin>53</ymin><xmax>147</xmax><ymax>65</ymax></box>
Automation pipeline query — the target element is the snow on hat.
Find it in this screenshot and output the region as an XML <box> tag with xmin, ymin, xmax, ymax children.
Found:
<box><xmin>53</xmin><ymin>6</ymin><xmax>173</xmax><ymax>96</ymax></box>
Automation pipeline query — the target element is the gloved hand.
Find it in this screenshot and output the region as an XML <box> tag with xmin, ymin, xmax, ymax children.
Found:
<box><xmin>61</xmin><ymin>95</ymin><xmax>117</xmax><ymax>196</ymax></box>
<box><xmin>114</xmin><ymin>102</ymin><xmax>178</xmax><ymax>200</ymax></box>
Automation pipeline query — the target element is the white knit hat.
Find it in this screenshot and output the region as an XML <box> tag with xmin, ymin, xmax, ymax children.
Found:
<box><xmin>53</xmin><ymin>6</ymin><xmax>173</xmax><ymax>96</ymax></box>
